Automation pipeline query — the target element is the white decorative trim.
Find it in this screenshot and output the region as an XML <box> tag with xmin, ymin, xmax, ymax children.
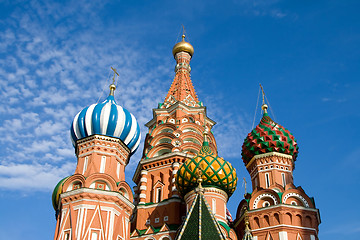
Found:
<box><xmin>246</xmin><ymin>152</ymin><xmax>293</xmax><ymax>168</ymax></box>
<box><xmin>140</xmin><ymin>177</ymin><xmax>148</xmax><ymax>183</ymax></box>
<box><xmin>283</xmin><ymin>193</ymin><xmax>309</xmax><ymax>207</ymax></box>
<box><xmin>262</xmin><ymin>201</ymin><xmax>271</xmax><ymax>207</ymax></box>
<box><xmin>60</xmin><ymin>188</ymin><xmax>134</xmax><ymax>209</ymax></box>
<box><xmin>139</xmin><ymin>194</ymin><xmax>146</xmax><ymax>199</ymax></box>
<box><xmin>139</xmin><ymin>185</ymin><xmax>147</xmax><ymax>191</ymax></box>
<box><xmin>172</xmin><ymin>162</ymin><xmax>180</xmax><ymax>168</ymax></box>
<box><xmin>251</xmin><ymin>224</ymin><xmax>317</xmax><ymax>234</ymax></box>
<box><xmin>137</xmin><ymin>197</ymin><xmax>182</xmax><ymax>209</ymax></box>
<box><xmin>253</xmin><ymin>193</ymin><xmax>278</xmax><ymax>209</ymax></box>
<box><xmin>141</xmin><ymin>170</ymin><xmax>148</xmax><ymax>175</ymax></box>
<box><xmin>279</xmin><ymin>231</ymin><xmax>288</xmax><ymax>240</ymax></box>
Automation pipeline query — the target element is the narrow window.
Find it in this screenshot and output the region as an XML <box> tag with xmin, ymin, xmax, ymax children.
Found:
<box><xmin>64</xmin><ymin>233</ymin><xmax>70</xmax><ymax>240</ymax></box>
<box><xmin>265</xmin><ymin>173</ymin><xmax>270</xmax><ymax>188</ymax></box>
<box><xmin>156</xmin><ymin>187</ymin><xmax>162</xmax><ymax>203</ymax></box>
<box><xmin>212</xmin><ymin>198</ymin><xmax>216</xmax><ymax>214</ymax></box>
<box><xmin>100</xmin><ymin>156</ymin><xmax>106</xmax><ymax>173</ymax></box>
<box><xmin>282</xmin><ymin>173</ymin><xmax>286</xmax><ymax>187</ymax></box>
<box><xmin>255</xmin><ymin>178</ymin><xmax>258</xmax><ymax>188</ymax></box>
<box><xmin>91</xmin><ymin>232</ymin><xmax>98</xmax><ymax>240</ymax></box>
<box><xmin>116</xmin><ymin>162</ymin><xmax>120</xmax><ymax>178</ymax></box>
<box><xmin>82</xmin><ymin>156</ymin><xmax>88</xmax><ymax>174</ymax></box>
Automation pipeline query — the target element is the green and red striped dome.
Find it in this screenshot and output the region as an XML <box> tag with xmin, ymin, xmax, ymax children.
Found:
<box><xmin>242</xmin><ymin>112</ymin><xmax>299</xmax><ymax>165</ymax></box>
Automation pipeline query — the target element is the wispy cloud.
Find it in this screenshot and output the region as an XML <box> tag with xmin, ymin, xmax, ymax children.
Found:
<box><xmin>233</xmin><ymin>0</ymin><xmax>289</xmax><ymax>18</ymax></box>
<box><xmin>0</xmin><ymin>0</ymin><xmax>170</xmax><ymax>191</ymax></box>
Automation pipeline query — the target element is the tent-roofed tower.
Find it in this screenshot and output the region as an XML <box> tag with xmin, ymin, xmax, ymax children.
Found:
<box><xmin>130</xmin><ymin>35</ymin><xmax>219</xmax><ymax>240</ymax></box>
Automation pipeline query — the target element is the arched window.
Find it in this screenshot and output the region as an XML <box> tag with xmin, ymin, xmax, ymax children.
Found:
<box><xmin>157</xmin><ymin>138</ymin><xmax>172</xmax><ymax>145</ymax></box>
<box><xmin>154</xmin><ymin>149</ymin><xmax>171</xmax><ymax>157</ymax></box>
<box><xmin>183</xmin><ymin>138</ymin><xmax>201</xmax><ymax>145</ymax></box>
<box><xmin>160</xmin><ymin>128</ymin><xmax>174</xmax><ymax>134</ymax></box>
<box><xmin>182</xmin><ymin>128</ymin><xmax>200</xmax><ymax>134</ymax></box>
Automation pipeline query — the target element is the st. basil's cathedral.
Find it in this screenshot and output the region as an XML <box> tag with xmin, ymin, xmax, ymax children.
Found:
<box><xmin>52</xmin><ymin>35</ymin><xmax>321</xmax><ymax>240</ymax></box>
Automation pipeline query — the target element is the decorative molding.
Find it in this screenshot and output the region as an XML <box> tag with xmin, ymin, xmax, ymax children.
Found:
<box><xmin>283</xmin><ymin>192</ymin><xmax>310</xmax><ymax>207</ymax></box>
<box><xmin>253</xmin><ymin>193</ymin><xmax>278</xmax><ymax>209</ymax></box>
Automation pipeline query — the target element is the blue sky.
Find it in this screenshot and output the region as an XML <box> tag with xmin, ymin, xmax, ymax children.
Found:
<box><xmin>0</xmin><ymin>0</ymin><xmax>359</xmax><ymax>239</ymax></box>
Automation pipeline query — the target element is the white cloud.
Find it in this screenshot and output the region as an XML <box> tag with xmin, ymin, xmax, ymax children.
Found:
<box><xmin>0</xmin><ymin>162</ymin><xmax>75</xmax><ymax>191</ymax></box>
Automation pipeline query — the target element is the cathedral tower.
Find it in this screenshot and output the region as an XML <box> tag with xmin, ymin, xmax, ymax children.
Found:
<box><xmin>130</xmin><ymin>35</ymin><xmax>220</xmax><ymax>240</ymax></box>
<box><xmin>52</xmin><ymin>81</ymin><xmax>141</xmax><ymax>240</ymax></box>
<box><xmin>234</xmin><ymin>102</ymin><xmax>321</xmax><ymax>240</ymax></box>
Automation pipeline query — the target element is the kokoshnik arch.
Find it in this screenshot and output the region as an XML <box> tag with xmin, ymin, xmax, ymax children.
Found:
<box><xmin>52</xmin><ymin>34</ymin><xmax>321</xmax><ymax>240</ymax></box>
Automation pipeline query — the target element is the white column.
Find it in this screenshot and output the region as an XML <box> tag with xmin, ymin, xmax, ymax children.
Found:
<box><xmin>279</xmin><ymin>231</ymin><xmax>288</xmax><ymax>240</ymax></box>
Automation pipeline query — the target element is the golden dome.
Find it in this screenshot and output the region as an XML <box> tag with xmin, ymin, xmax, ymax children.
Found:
<box><xmin>172</xmin><ymin>34</ymin><xmax>194</xmax><ymax>58</ymax></box>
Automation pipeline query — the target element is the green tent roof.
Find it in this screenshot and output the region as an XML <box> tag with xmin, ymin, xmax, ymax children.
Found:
<box><xmin>176</xmin><ymin>192</ymin><xmax>226</xmax><ymax>240</ymax></box>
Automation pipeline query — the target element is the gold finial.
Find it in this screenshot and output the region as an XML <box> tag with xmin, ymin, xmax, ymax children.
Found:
<box><xmin>203</xmin><ymin>128</ymin><xmax>208</xmax><ymax>142</ymax></box>
<box><xmin>109</xmin><ymin>67</ymin><xmax>119</xmax><ymax>96</ymax></box>
<box><xmin>260</xmin><ymin>84</ymin><xmax>268</xmax><ymax>114</ymax></box>
<box><xmin>172</xmin><ymin>26</ymin><xmax>194</xmax><ymax>57</ymax></box>
<box><xmin>196</xmin><ymin>167</ymin><xmax>203</xmax><ymax>189</ymax></box>
<box><xmin>244</xmin><ymin>211</ymin><xmax>251</xmax><ymax>231</ymax></box>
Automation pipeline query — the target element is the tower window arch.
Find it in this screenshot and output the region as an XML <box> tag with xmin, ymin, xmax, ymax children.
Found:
<box><xmin>182</xmin><ymin>128</ymin><xmax>200</xmax><ymax>134</ymax></box>
<box><xmin>153</xmin><ymin>149</ymin><xmax>171</xmax><ymax>157</ymax></box>
<box><xmin>183</xmin><ymin>138</ymin><xmax>201</xmax><ymax>145</ymax></box>
<box><xmin>159</xmin><ymin>128</ymin><xmax>174</xmax><ymax>134</ymax></box>
<box><xmin>156</xmin><ymin>138</ymin><xmax>172</xmax><ymax>145</ymax></box>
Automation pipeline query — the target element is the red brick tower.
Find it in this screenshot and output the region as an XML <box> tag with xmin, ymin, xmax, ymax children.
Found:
<box><xmin>234</xmin><ymin>102</ymin><xmax>321</xmax><ymax>240</ymax></box>
<box><xmin>130</xmin><ymin>35</ymin><xmax>218</xmax><ymax>240</ymax></box>
<box><xmin>52</xmin><ymin>80</ymin><xmax>141</xmax><ymax>240</ymax></box>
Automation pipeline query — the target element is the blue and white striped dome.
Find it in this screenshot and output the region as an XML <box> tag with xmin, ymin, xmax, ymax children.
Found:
<box><xmin>70</xmin><ymin>86</ymin><xmax>141</xmax><ymax>154</ymax></box>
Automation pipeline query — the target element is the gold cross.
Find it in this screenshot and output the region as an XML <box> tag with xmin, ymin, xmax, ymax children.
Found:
<box><xmin>260</xmin><ymin>83</ymin><xmax>265</xmax><ymax>105</ymax></box>
<box><xmin>111</xmin><ymin>67</ymin><xmax>119</xmax><ymax>84</ymax></box>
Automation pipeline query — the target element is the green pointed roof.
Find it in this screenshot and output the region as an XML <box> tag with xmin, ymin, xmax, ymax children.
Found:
<box><xmin>176</xmin><ymin>192</ymin><xmax>226</xmax><ymax>240</ymax></box>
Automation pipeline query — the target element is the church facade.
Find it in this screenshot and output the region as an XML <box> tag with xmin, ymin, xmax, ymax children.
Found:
<box><xmin>52</xmin><ymin>35</ymin><xmax>320</xmax><ymax>240</ymax></box>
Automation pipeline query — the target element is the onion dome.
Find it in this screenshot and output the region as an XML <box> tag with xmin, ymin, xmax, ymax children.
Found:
<box><xmin>70</xmin><ymin>84</ymin><xmax>141</xmax><ymax>154</ymax></box>
<box><xmin>52</xmin><ymin>176</ymin><xmax>70</xmax><ymax>211</ymax></box>
<box><xmin>172</xmin><ymin>34</ymin><xmax>194</xmax><ymax>58</ymax></box>
<box><xmin>175</xmin><ymin>134</ymin><xmax>237</xmax><ymax>197</ymax></box>
<box><xmin>242</xmin><ymin>104</ymin><xmax>299</xmax><ymax>165</ymax></box>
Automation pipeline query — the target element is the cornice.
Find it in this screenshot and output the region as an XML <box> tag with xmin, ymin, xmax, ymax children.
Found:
<box><xmin>60</xmin><ymin>187</ymin><xmax>134</xmax><ymax>210</ymax></box>
<box><xmin>145</xmin><ymin>101</ymin><xmax>216</xmax><ymax>128</ymax></box>
<box><xmin>246</xmin><ymin>152</ymin><xmax>293</xmax><ymax>169</ymax></box>
<box><xmin>132</xmin><ymin>152</ymin><xmax>189</xmax><ymax>183</ymax></box>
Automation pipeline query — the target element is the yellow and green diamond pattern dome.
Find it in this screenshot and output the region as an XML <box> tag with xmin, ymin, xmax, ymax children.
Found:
<box><xmin>175</xmin><ymin>139</ymin><xmax>237</xmax><ymax>197</ymax></box>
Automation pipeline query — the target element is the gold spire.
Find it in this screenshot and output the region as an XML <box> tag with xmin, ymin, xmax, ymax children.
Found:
<box><xmin>172</xmin><ymin>34</ymin><xmax>194</xmax><ymax>57</ymax></box>
<box><xmin>260</xmin><ymin>84</ymin><xmax>268</xmax><ymax>114</ymax></box>
<box><xmin>109</xmin><ymin>67</ymin><xmax>119</xmax><ymax>96</ymax></box>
